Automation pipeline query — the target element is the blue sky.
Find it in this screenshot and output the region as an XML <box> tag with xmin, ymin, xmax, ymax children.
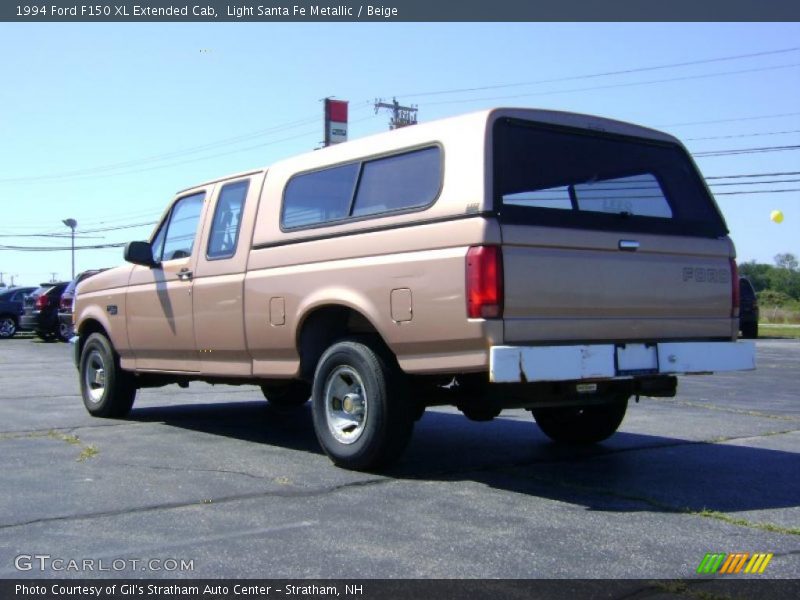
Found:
<box><xmin>0</xmin><ymin>22</ymin><xmax>798</xmax><ymax>285</ymax></box>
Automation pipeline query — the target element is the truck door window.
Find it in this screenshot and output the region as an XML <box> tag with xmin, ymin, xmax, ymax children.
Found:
<box><xmin>160</xmin><ymin>192</ymin><xmax>205</xmax><ymax>261</ymax></box>
<box><xmin>207</xmin><ymin>180</ymin><xmax>249</xmax><ymax>259</ymax></box>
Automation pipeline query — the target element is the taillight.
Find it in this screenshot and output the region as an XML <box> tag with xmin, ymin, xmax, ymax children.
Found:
<box><xmin>466</xmin><ymin>245</ymin><xmax>503</xmax><ymax>319</ymax></box>
<box><xmin>60</xmin><ymin>295</ymin><xmax>73</xmax><ymax>312</ymax></box>
<box><xmin>34</xmin><ymin>295</ymin><xmax>49</xmax><ymax>310</ymax></box>
<box><xmin>730</xmin><ymin>259</ymin><xmax>740</xmax><ymax>318</ymax></box>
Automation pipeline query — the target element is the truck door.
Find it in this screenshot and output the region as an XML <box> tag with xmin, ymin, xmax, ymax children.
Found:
<box><xmin>192</xmin><ymin>173</ymin><xmax>264</xmax><ymax>376</ymax></box>
<box><xmin>126</xmin><ymin>188</ymin><xmax>211</xmax><ymax>372</ymax></box>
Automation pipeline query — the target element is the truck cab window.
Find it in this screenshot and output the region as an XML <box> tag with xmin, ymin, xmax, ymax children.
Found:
<box><xmin>161</xmin><ymin>192</ymin><xmax>205</xmax><ymax>261</ymax></box>
<box><xmin>207</xmin><ymin>180</ymin><xmax>249</xmax><ymax>259</ymax></box>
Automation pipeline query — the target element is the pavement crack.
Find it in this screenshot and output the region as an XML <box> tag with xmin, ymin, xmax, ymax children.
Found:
<box><xmin>0</xmin><ymin>477</ymin><xmax>390</xmax><ymax>531</ymax></box>
<box><xmin>651</xmin><ymin>397</ymin><xmax>800</xmax><ymax>422</ymax></box>
<box><xmin>106</xmin><ymin>460</ymin><xmax>280</xmax><ymax>482</ymax></box>
<box><xmin>0</xmin><ymin>422</ymin><xmax>133</xmax><ymax>437</ymax></box>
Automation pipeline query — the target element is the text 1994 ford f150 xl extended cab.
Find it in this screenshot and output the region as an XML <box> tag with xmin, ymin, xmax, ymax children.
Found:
<box><xmin>73</xmin><ymin>108</ymin><xmax>755</xmax><ymax>470</ymax></box>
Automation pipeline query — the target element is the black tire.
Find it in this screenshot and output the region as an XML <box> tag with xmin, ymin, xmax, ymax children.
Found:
<box><xmin>261</xmin><ymin>381</ymin><xmax>310</xmax><ymax>409</ymax></box>
<box><xmin>741</xmin><ymin>321</ymin><xmax>758</xmax><ymax>339</ymax></box>
<box><xmin>0</xmin><ymin>315</ymin><xmax>17</xmax><ymax>339</ymax></box>
<box><xmin>36</xmin><ymin>329</ymin><xmax>56</xmax><ymax>341</ymax></box>
<box><xmin>311</xmin><ymin>339</ymin><xmax>414</xmax><ymax>471</ymax></box>
<box><xmin>532</xmin><ymin>395</ymin><xmax>629</xmax><ymax>445</ymax></box>
<box><xmin>79</xmin><ymin>333</ymin><xmax>136</xmax><ymax>418</ymax></box>
<box><xmin>59</xmin><ymin>321</ymin><xmax>73</xmax><ymax>343</ymax></box>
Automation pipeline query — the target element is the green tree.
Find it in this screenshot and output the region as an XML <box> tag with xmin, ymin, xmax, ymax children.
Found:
<box><xmin>757</xmin><ymin>289</ymin><xmax>793</xmax><ymax>307</ymax></box>
<box><xmin>774</xmin><ymin>252</ymin><xmax>799</xmax><ymax>271</ymax></box>
<box><xmin>738</xmin><ymin>261</ymin><xmax>772</xmax><ymax>292</ymax></box>
<box><xmin>767</xmin><ymin>267</ymin><xmax>800</xmax><ymax>301</ymax></box>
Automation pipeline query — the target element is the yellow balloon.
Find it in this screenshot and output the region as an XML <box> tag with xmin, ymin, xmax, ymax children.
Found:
<box><xmin>770</xmin><ymin>210</ymin><xmax>784</xmax><ymax>224</ymax></box>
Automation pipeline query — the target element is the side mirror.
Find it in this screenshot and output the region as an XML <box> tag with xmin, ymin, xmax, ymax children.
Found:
<box><xmin>124</xmin><ymin>241</ymin><xmax>158</xmax><ymax>268</ymax></box>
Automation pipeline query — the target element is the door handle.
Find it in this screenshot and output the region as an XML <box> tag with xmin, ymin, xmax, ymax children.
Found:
<box><xmin>177</xmin><ymin>269</ymin><xmax>193</xmax><ymax>281</ymax></box>
<box><xmin>618</xmin><ymin>240</ymin><xmax>640</xmax><ymax>252</ymax></box>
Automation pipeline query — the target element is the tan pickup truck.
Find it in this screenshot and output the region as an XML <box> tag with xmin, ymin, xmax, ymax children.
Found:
<box><xmin>73</xmin><ymin>108</ymin><xmax>755</xmax><ymax>470</ymax></box>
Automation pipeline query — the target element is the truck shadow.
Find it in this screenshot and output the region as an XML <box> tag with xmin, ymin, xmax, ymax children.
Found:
<box><xmin>127</xmin><ymin>401</ymin><xmax>800</xmax><ymax>515</ymax></box>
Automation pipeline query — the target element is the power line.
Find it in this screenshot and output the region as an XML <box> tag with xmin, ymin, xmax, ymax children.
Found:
<box><xmin>715</xmin><ymin>188</ymin><xmax>800</xmax><ymax>195</ymax></box>
<box><xmin>0</xmin><ymin>115</ymin><xmax>376</xmax><ymax>187</ymax></box>
<box><xmin>395</xmin><ymin>46</ymin><xmax>800</xmax><ymax>99</ymax></box>
<box><xmin>0</xmin><ymin>233</ymin><xmax>104</xmax><ymax>239</ymax></box>
<box><xmin>424</xmin><ymin>63</ymin><xmax>800</xmax><ymax>108</ymax></box>
<box><xmin>659</xmin><ymin>111</ymin><xmax>800</xmax><ymax>127</ymax></box>
<box><xmin>694</xmin><ymin>144</ymin><xmax>800</xmax><ymax>157</ymax></box>
<box><xmin>705</xmin><ymin>170</ymin><xmax>800</xmax><ymax>180</ymax></box>
<box><xmin>0</xmin><ymin>104</ymin><xmax>375</xmax><ymax>186</ymax></box>
<box><xmin>686</xmin><ymin>129</ymin><xmax>800</xmax><ymax>141</ymax></box>
<box><xmin>709</xmin><ymin>178</ymin><xmax>800</xmax><ymax>186</ymax></box>
<box><xmin>0</xmin><ymin>115</ymin><xmax>317</xmax><ymax>184</ymax></box>
<box><xmin>0</xmin><ymin>242</ymin><xmax>126</xmax><ymax>251</ymax></box>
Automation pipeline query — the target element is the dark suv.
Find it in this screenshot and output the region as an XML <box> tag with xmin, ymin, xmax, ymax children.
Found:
<box><xmin>739</xmin><ymin>277</ymin><xmax>759</xmax><ymax>339</ymax></box>
<box><xmin>58</xmin><ymin>269</ymin><xmax>107</xmax><ymax>341</ymax></box>
<box><xmin>20</xmin><ymin>282</ymin><xmax>69</xmax><ymax>341</ymax></box>
<box><xmin>0</xmin><ymin>287</ymin><xmax>37</xmax><ymax>339</ymax></box>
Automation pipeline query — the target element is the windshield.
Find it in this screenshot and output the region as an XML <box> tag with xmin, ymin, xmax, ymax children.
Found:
<box><xmin>493</xmin><ymin>118</ymin><xmax>728</xmax><ymax>237</ymax></box>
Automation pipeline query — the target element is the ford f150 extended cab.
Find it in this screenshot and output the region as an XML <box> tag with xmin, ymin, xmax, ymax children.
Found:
<box><xmin>73</xmin><ymin>108</ymin><xmax>755</xmax><ymax>470</ymax></box>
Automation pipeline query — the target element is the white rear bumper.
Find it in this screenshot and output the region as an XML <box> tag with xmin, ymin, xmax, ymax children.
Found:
<box><xmin>489</xmin><ymin>341</ymin><xmax>756</xmax><ymax>383</ymax></box>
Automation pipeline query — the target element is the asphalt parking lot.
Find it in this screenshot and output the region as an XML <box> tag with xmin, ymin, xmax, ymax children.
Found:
<box><xmin>0</xmin><ymin>336</ymin><xmax>798</xmax><ymax>580</ymax></box>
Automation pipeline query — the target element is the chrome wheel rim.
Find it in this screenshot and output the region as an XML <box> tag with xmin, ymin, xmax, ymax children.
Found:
<box><xmin>324</xmin><ymin>366</ymin><xmax>368</xmax><ymax>445</ymax></box>
<box><xmin>84</xmin><ymin>350</ymin><xmax>106</xmax><ymax>403</ymax></box>
<box><xmin>59</xmin><ymin>322</ymin><xmax>72</xmax><ymax>340</ymax></box>
<box><xmin>0</xmin><ymin>317</ymin><xmax>15</xmax><ymax>337</ymax></box>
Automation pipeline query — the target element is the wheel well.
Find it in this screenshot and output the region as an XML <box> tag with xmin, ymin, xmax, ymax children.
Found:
<box><xmin>0</xmin><ymin>312</ymin><xmax>18</xmax><ymax>322</ymax></box>
<box><xmin>77</xmin><ymin>319</ymin><xmax>110</xmax><ymax>356</ymax></box>
<box><xmin>296</xmin><ymin>305</ymin><xmax>388</xmax><ymax>381</ymax></box>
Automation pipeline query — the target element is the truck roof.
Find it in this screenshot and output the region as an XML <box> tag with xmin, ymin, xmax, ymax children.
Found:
<box><xmin>178</xmin><ymin>108</ymin><xmax>681</xmax><ymax>194</ymax></box>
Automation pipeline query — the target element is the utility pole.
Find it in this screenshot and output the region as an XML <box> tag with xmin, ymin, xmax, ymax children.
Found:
<box><xmin>50</xmin><ymin>272</ymin><xmax>58</xmax><ymax>283</ymax></box>
<box><xmin>62</xmin><ymin>218</ymin><xmax>77</xmax><ymax>279</ymax></box>
<box><xmin>374</xmin><ymin>97</ymin><xmax>418</xmax><ymax>129</ymax></box>
<box><xmin>10</xmin><ymin>275</ymin><xmax>16</xmax><ymax>287</ymax></box>
<box><xmin>0</xmin><ymin>273</ymin><xmax>5</xmax><ymax>288</ymax></box>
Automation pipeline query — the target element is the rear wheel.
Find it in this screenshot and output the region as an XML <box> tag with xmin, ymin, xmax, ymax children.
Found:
<box><xmin>79</xmin><ymin>333</ymin><xmax>136</xmax><ymax>418</ymax></box>
<box><xmin>741</xmin><ymin>321</ymin><xmax>758</xmax><ymax>339</ymax></box>
<box><xmin>261</xmin><ymin>381</ymin><xmax>310</xmax><ymax>409</ymax></box>
<box><xmin>0</xmin><ymin>316</ymin><xmax>17</xmax><ymax>339</ymax></box>
<box><xmin>532</xmin><ymin>395</ymin><xmax>629</xmax><ymax>444</ymax></box>
<box><xmin>311</xmin><ymin>339</ymin><xmax>414</xmax><ymax>471</ymax></box>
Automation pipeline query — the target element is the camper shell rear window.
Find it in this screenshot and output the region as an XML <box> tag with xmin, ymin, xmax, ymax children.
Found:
<box><xmin>493</xmin><ymin>118</ymin><xmax>728</xmax><ymax>238</ymax></box>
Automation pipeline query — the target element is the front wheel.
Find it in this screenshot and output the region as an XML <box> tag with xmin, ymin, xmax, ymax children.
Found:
<box><xmin>0</xmin><ymin>316</ymin><xmax>17</xmax><ymax>339</ymax></box>
<box><xmin>79</xmin><ymin>333</ymin><xmax>136</xmax><ymax>418</ymax></box>
<box><xmin>311</xmin><ymin>339</ymin><xmax>414</xmax><ymax>471</ymax></box>
<box><xmin>531</xmin><ymin>395</ymin><xmax>629</xmax><ymax>444</ymax></box>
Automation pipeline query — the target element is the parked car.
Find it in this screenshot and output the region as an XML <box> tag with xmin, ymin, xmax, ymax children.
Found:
<box><xmin>0</xmin><ymin>286</ymin><xmax>37</xmax><ymax>339</ymax></box>
<box><xmin>58</xmin><ymin>270</ymin><xmax>108</xmax><ymax>341</ymax></box>
<box><xmin>21</xmin><ymin>282</ymin><xmax>69</xmax><ymax>340</ymax></box>
<box><xmin>74</xmin><ymin>107</ymin><xmax>755</xmax><ymax>471</ymax></box>
<box><xmin>739</xmin><ymin>277</ymin><xmax>759</xmax><ymax>339</ymax></box>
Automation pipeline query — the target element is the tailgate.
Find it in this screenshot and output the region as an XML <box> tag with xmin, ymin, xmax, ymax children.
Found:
<box><xmin>492</xmin><ymin>115</ymin><xmax>735</xmax><ymax>344</ymax></box>
<box><xmin>502</xmin><ymin>225</ymin><xmax>735</xmax><ymax>342</ymax></box>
